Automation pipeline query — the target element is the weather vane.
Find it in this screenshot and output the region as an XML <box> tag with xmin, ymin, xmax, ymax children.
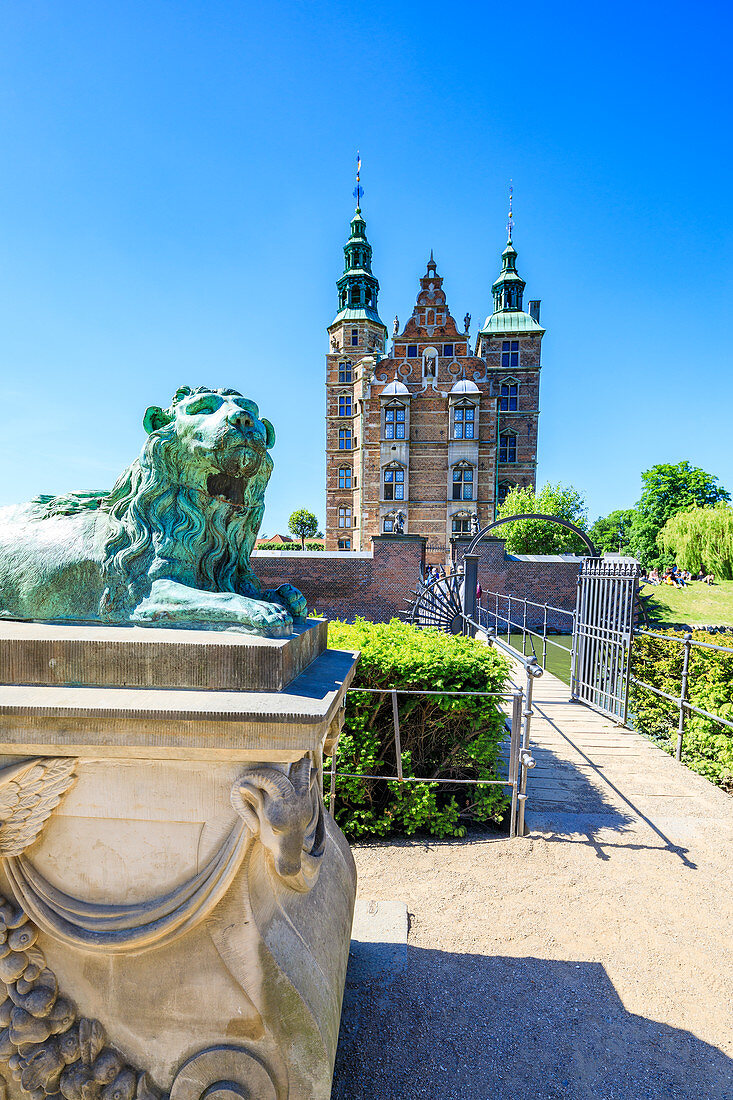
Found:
<box><xmin>353</xmin><ymin>151</ymin><xmax>364</xmax><ymax>208</ymax></box>
<box><xmin>507</xmin><ymin>179</ymin><xmax>513</xmax><ymax>241</ymax></box>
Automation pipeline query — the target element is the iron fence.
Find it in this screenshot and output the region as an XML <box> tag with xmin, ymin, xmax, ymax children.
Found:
<box><xmin>476</xmin><ymin>592</ymin><xmax>574</xmax><ymax>673</ymax></box>
<box><xmin>326</xmin><ymin>683</ymin><xmax>536</xmax><ymax>839</ymax></box>
<box><xmin>631</xmin><ymin>629</ymin><xmax>733</xmax><ymax>761</ymax></box>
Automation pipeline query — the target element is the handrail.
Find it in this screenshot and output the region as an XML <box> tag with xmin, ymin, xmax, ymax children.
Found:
<box><xmin>636</xmin><ymin>628</ymin><xmax>733</xmax><ymax>656</ymax></box>
<box><xmin>329</xmin><ymin>682</ymin><xmax>529</xmax><ymax>838</ymax></box>
<box><xmin>481</xmin><ymin>590</ymin><xmax>575</xmax><ymax>619</ymax></box>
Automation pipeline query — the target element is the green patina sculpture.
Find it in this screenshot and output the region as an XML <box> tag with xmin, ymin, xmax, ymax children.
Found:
<box><xmin>0</xmin><ymin>386</ymin><xmax>307</xmax><ymax>636</ymax></box>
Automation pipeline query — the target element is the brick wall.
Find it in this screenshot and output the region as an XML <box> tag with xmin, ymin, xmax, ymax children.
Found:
<box><xmin>252</xmin><ymin>532</ymin><xmax>580</xmax><ymax>628</ymax></box>
<box><xmin>452</xmin><ymin>537</ymin><xmax>581</xmax><ymax>630</ymax></box>
<box><xmin>252</xmin><ymin>534</ymin><xmax>426</xmax><ymax>622</ymax></box>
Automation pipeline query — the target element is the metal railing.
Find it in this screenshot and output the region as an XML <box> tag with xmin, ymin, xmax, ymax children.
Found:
<box><xmin>327</xmin><ymin>683</ymin><xmax>535</xmax><ymax>838</ymax></box>
<box><xmin>475</xmin><ymin>592</ymin><xmax>575</xmax><ymax>673</ymax></box>
<box><xmin>631</xmin><ymin>629</ymin><xmax>733</xmax><ymax>761</ymax></box>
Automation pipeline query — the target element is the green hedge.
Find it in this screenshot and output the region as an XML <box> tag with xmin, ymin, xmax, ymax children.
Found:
<box><xmin>326</xmin><ymin>619</ymin><xmax>512</xmax><ymax>840</ymax></box>
<box><xmin>630</xmin><ymin>630</ymin><xmax>733</xmax><ymax>791</ymax></box>
<box><xmin>256</xmin><ymin>541</ymin><xmax>325</xmax><ymax>551</ymax></box>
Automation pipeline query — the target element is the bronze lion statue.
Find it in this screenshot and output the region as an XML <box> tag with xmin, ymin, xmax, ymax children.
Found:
<box><xmin>0</xmin><ymin>386</ymin><xmax>306</xmax><ymax>636</ymax></box>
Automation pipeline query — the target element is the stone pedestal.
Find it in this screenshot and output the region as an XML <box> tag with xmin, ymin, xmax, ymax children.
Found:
<box><xmin>0</xmin><ymin>619</ymin><xmax>357</xmax><ymax>1100</ymax></box>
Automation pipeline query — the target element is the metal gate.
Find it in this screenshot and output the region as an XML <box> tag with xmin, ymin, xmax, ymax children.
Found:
<box><xmin>571</xmin><ymin>558</ymin><xmax>641</xmax><ymax>721</ymax></box>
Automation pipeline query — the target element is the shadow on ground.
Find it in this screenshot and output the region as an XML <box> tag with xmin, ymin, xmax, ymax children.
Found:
<box><xmin>332</xmin><ymin>949</ymin><xmax>732</xmax><ymax>1100</ymax></box>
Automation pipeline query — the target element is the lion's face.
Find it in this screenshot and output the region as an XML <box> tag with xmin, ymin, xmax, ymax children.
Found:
<box><xmin>143</xmin><ymin>388</ymin><xmax>275</xmax><ymax>509</ymax></box>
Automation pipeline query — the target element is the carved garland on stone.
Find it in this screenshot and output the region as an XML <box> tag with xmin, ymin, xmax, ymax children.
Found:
<box><xmin>0</xmin><ymin>755</ymin><xmax>327</xmax><ymax>1100</ymax></box>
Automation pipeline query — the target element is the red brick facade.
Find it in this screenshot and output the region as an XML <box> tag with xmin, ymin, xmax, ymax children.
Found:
<box><xmin>325</xmin><ymin>217</ymin><xmax>544</xmax><ymax>565</ymax></box>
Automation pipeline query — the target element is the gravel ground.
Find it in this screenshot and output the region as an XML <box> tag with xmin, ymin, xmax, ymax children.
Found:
<box><xmin>331</xmin><ymin>827</ymin><xmax>733</xmax><ymax>1100</ymax></box>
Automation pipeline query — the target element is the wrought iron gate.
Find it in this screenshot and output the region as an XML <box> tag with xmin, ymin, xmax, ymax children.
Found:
<box><xmin>571</xmin><ymin>558</ymin><xmax>641</xmax><ymax>721</ymax></box>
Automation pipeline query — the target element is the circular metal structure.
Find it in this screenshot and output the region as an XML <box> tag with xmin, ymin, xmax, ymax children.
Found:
<box><xmin>408</xmin><ymin>571</ymin><xmax>465</xmax><ymax>633</ymax></box>
<box><xmin>465</xmin><ymin>513</ymin><xmax>599</xmax><ymax>557</ymax></box>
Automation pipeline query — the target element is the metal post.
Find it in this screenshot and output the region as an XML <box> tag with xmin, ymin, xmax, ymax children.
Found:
<box><xmin>517</xmin><ymin>659</ymin><xmax>539</xmax><ymax>837</ymax></box>
<box><xmin>522</xmin><ymin>598</ymin><xmax>528</xmax><ymax>656</ymax></box>
<box><xmin>542</xmin><ymin>603</ymin><xmax>548</xmax><ymax>670</ymax></box>
<box><xmin>676</xmin><ymin>632</ymin><xmax>692</xmax><ymax>762</ymax></box>
<box><xmin>462</xmin><ymin>553</ymin><xmax>478</xmax><ymax>634</ymax></box>
<box><xmin>329</xmin><ymin>749</ymin><xmax>337</xmax><ymax>814</ymax></box>
<box><xmin>509</xmin><ymin>689</ymin><xmax>522</xmax><ymax>838</ymax></box>
<box><xmin>507</xmin><ymin>594</ymin><xmax>512</xmax><ymax>644</ymax></box>
<box><xmin>391</xmin><ymin>688</ymin><xmax>403</xmax><ymax>780</ymax></box>
<box><xmin>570</xmin><ymin>568</ymin><xmax>583</xmax><ymax>700</ymax></box>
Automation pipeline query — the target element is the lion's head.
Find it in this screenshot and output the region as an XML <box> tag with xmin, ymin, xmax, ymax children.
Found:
<box><xmin>99</xmin><ymin>386</ymin><xmax>276</xmax><ymax>621</ymax></box>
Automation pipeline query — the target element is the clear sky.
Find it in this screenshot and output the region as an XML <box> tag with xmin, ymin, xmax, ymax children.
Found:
<box><xmin>1</xmin><ymin>0</ymin><xmax>731</xmax><ymax>534</ymax></box>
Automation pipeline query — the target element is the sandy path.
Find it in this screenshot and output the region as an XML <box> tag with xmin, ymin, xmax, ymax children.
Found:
<box><xmin>332</xmin><ymin>675</ymin><xmax>733</xmax><ymax>1099</ymax></box>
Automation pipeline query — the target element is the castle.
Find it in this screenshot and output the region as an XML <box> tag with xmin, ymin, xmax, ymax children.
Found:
<box><xmin>324</xmin><ymin>196</ymin><xmax>544</xmax><ymax>561</ymax></box>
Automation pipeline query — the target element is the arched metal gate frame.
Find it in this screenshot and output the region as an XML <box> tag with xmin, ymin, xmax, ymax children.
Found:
<box><xmin>461</xmin><ymin>514</ymin><xmax>598</xmax><ymax>625</ymax></box>
<box><xmin>460</xmin><ymin>514</ymin><xmax>640</xmax><ymax>722</ymax></box>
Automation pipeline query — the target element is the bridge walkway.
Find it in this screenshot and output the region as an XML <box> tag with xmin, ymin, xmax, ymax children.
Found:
<box><xmin>500</xmin><ymin>660</ymin><xmax>733</xmax><ymax>857</ymax></box>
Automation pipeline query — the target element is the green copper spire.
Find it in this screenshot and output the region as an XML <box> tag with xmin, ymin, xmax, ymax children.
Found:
<box><xmin>332</xmin><ymin>202</ymin><xmax>385</xmax><ymax>328</ymax></box>
<box><xmin>491</xmin><ymin>236</ymin><xmax>526</xmax><ymax>312</ymax></box>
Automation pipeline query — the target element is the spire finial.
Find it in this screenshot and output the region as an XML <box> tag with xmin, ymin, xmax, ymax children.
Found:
<box><xmin>506</xmin><ymin>179</ymin><xmax>514</xmax><ymax>241</ymax></box>
<box><xmin>430</xmin><ymin>248</ymin><xmax>434</xmax><ymax>262</ymax></box>
<box><xmin>353</xmin><ymin>151</ymin><xmax>364</xmax><ymax>210</ymax></box>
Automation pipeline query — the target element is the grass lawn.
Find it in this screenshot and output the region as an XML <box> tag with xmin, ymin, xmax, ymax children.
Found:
<box><xmin>641</xmin><ymin>578</ymin><xmax>733</xmax><ymax>627</ymax></box>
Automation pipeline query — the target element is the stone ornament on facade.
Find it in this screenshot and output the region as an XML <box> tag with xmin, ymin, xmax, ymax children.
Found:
<box><xmin>0</xmin><ymin>753</ymin><xmax>343</xmax><ymax>1099</ymax></box>
<box><xmin>0</xmin><ymin>387</ymin><xmax>306</xmax><ymax>637</ymax></box>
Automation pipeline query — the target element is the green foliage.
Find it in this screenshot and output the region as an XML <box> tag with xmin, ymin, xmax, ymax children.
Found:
<box><xmin>589</xmin><ymin>509</ymin><xmax>636</xmax><ymax>554</ymax></box>
<box><xmin>627</xmin><ymin>462</ymin><xmax>730</xmax><ymax>568</ymax></box>
<box><xmin>327</xmin><ymin>619</ymin><xmax>512</xmax><ymax>839</ymax></box>
<box><xmin>658</xmin><ymin>505</ymin><xmax>733</xmax><ymax>580</ymax></box>
<box><xmin>287</xmin><ymin>508</ymin><xmax>319</xmax><ymax>549</ymax></box>
<box><xmin>256</xmin><ymin>541</ymin><xmax>324</xmax><ymax>551</ymax></box>
<box><xmin>496</xmin><ymin>483</ymin><xmax>589</xmax><ymax>554</ymax></box>
<box><xmin>630</xmin><ymin>630</ymin><xmax>733</xmax><ymax>791</ymax></box>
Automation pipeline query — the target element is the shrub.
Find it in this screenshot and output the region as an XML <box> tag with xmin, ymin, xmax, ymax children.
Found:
<box><xmin>630</xmin><ymin>629</ymin><xmax>733</xmax><ymax>791</ymax></box>
<box><xmin>256</xmin><ymin>541</ymin><xmax>325</xmax><ymax>551</ymax></box>
<box><xmin>326</xmin><ymin>618</ymin><xmax>512</xmax><ymax>840</ymax></box>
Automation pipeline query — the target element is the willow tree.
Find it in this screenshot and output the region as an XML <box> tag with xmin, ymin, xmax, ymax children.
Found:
<box><xmin>658</xmin><ymin>505</ymin><xmax>733</xmax><ymax>579</ymax></box>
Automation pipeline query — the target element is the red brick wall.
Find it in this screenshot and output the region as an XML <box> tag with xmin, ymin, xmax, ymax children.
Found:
<box><xmin>452</xmin><ymin>537</ymin><xmax>580</xmax><ymax>630</ymax></box>
<box><xmin>252</xmin><ymin>535</ymin><xmax>426</xmax><ymax>622</ymax></box>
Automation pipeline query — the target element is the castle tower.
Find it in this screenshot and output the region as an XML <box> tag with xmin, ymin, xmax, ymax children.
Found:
<box><xmin>476</xmin><ymin>224</ymin><xmax>545</xmax><ymax>510</ymax></box>
<box><xmin>324</xmin><ymin>196</ymin><xmax>387</xmax><ymax>550</ymax></box>
<box><xmin>325</xmin><ymin>192</ymin><xmax>545</xmax><ymax>559</ymax></box>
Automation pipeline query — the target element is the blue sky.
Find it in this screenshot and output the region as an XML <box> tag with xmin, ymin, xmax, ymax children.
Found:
<box><xmin>1</xmin><ymin>0</ymin><xmax>731</xmax><ymax>534</ymax></box>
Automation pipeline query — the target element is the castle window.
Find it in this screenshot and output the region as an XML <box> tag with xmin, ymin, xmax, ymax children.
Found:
<box><xmin>338</xmin><ymin>466</ymin><xmax>352</xmax><ymax>489</ymax></box>
<box><xmin>498</xmin><ymin>480</ymin><xmax>513</xmax><ymax>504</ymax></box>
<box><xmin>384</xmin><ymin>403</ymin><xmax>406</xmax><ymax>440</ymax></box>
<box><xmin>499</xmin><ymin>432</ymin><xmax>517</xmax><ymax>463</ymax></box>
<box><xmin>383</xmin><ymin>517</ymin><xmax>394</xmax><ymax>533</ymax></box>
<box><xmin>383</xmin><ymin>465</ymin><xmax>405</xmax><ymax>501</ymax></box>
<box><xmin>338</xmin><ymin>538</ymin><xmax>351</xmax><ymax>550</ymax></box>
<box><xmin>453</xmin><ymin>404</ymin><xmax>475</xmax><ymax>440</ymax></box>
<box><xmin>351</xmin><ymin>328</ymin><xmax>359</xmax><ymax>346</ymax></box>
<box><xmin>338</xmin><ymin>428</ymin><xmax>352</xmax><ymax>450</ymax></box>
<box><xmin>338</xmin><ymin>361</ymin><xmax>353</xmax><ymax>383</ymax></box>
<box><xmin>452</xmin><ymin>464</ymin><xmax>474</xmax><ymax>501</ymax></box>
<box><xmin>443</xmin><ymin>343</ymin><xmax>454</xmax><ymax>357</ymax></box>
<box><xmin>500</xmin><ymin>381</ymin><xmax>518</xmax><ymax>411</ymax></box>
<box><xmin>407</xmin><ymin>345</ymin><xmax>418</xmax><ymax>358</ymax></box>
<box><xmin>338</xmin><ymin>394</ymin><xmax>352</xmax><ymax>417</ymax></box>
<box><xmin>350</xmin><ymin>286</ymin><xmax>361</xmax><ymax>306</ymax></box>
<box><xmin>502</xmin><ymin>340</ymin><xmax>519</xmax><ymax>368</ymax></box>
<box><xmin>338</xmin><ymin>505</ymin><xmax>352</xmax><ymax>529</ymax></box>
<box><xmin>451</xmin><ymin>512</ymin><xmax>471</xmax><ymax>535</ymax></box>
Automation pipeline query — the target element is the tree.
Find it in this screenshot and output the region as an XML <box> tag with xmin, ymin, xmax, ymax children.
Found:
<box><xmin>627</xmin><ymin>462</ymin><xmax>730</xmax><ymax>567</ymax></box>
<box><xmin>495</xmin><ymin>483</ymin><xmax>589</xmax><ymax>554</ymax></box>
<box><xmin>287</xmin><ymin>508</ymin><xmax>319</xmax><ymax>550</ymax></box>
<box><xmin>589</xmin><ymin>509</ymin><xmax>636</xmax><ymax>554</ymax></box>
<box><xmin>658</xmin><ymin>505</ymin><xmax>733</xmax><ymax>579</ymax></box>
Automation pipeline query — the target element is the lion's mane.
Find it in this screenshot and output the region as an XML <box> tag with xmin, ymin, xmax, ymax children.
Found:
<box><xmin>32</xmin><ymin>387</ymin><xmax>270</xmax><ymax>622</ymax></box>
